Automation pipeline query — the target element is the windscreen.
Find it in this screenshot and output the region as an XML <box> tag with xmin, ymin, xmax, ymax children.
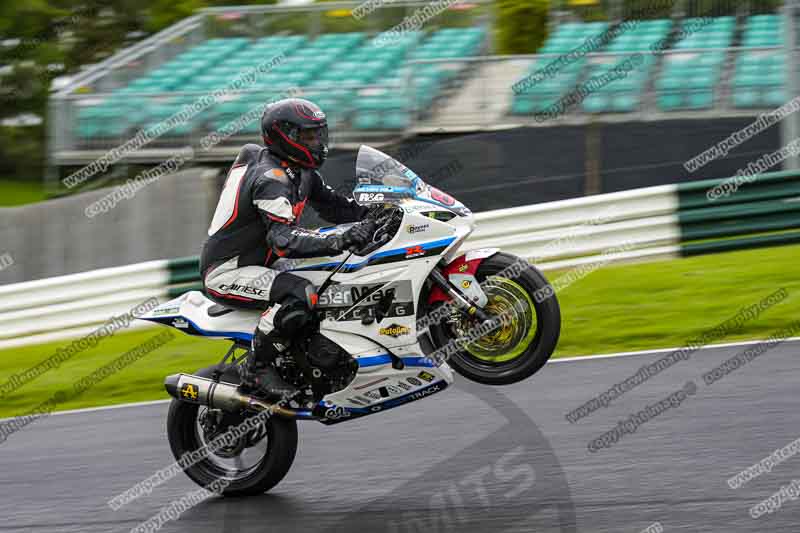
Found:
<box><xmin>355</xmin><ymin>145</ymin><xmax>418</xmax><ymax>188</ymax></box>
<box><xmin>353</xmin><ymin>145</ymin><xmax>467</xmax><ymax>214</ymax></box>
<box><xmin>353</xmin><ymin>145</ymin><xmax>420</xmax><ymax>205</ymax></box>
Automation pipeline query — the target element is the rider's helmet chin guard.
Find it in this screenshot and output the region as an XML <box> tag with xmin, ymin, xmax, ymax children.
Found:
<box><xmin>261</xmin><ymin>98</ymin><xmax>329</xmax><ymax>169</ymax></box>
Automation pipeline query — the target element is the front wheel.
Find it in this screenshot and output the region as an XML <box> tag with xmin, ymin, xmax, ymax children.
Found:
<box><xmin>424</xmin><ymin>252</ymin><xmax>561</xmax><ymax>385</ymax></box>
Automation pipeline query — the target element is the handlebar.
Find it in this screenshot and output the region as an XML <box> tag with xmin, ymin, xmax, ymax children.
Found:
<box><xmin>351</xmin><ymin>205</ymin><xmax>401</xmax><ymax>256</ymax></box>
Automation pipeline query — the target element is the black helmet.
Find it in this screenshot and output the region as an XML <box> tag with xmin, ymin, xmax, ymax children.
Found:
<box><xmin>261</xmin><ymin>98</ymin><xmax>329</xmax><ymax>169</ymax></box>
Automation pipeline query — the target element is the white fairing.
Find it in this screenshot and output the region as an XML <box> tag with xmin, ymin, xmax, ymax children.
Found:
<box><xmin>141</xmin><ymin>145</ymin><xmax>479</xmax><ymax>421</ymax></box>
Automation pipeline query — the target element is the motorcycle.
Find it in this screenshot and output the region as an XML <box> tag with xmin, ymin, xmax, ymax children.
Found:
<box><xmin>139</xmin><ymin>145</ymin><xmax>561</xmax><ymax>495</ymax></box>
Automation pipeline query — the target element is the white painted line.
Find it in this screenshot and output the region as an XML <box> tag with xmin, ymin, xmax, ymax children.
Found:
<box><xmin>49</xmin><ymin>399</ymin><xmax>171</xmax><ymax>417</ymax></box>
<box><xmin>550</xmin><ymin>336</ymin><xmax>800</xmax><ymax>364</ymax></box>
<box><xmin>0</xmin><ymin>399</ymin><xmax>170</xmax><ymax>422</ymax></box>
<box><xmin>4</xmin><ymin>337</ymin><xmax>799</xmax><ymax>420</ymax></box>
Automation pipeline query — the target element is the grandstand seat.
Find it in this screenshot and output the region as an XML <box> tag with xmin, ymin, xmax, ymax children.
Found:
<box><xmin>581</xmin><ymin>54</ymin><xmax>656</xmax><ymax>114</ymax></box>
<box><xmin>72</xmin><ymin>27</ymin><xmax>487</xmax><ymax>139</ymax></box>
<box><xmin>510</xmin><ymin>52</ymin><xmax>585</xmax><ymax>117</ymax></box>
<box><xmin>730</xmin><ymin>15</ymin><xmax>786</xmax><ymax>109</ymax></box>
<box><xmin>511</xmin><ymin>20</ymin><xmax>670</xmax><ymax>116</ymax></box>
<box><xmin>347</xmin><ymin>28</ymin><xmax>486</xmax><ymax>130</ymax></box>
<box><xmin>655</xmin><ymin>17</ymin><xmax>734</xmax><ymax>112</ymax></box>
<box><xmin>578</xmin><ymin>20</ymin><xmax>671</xmax><ymax>114</ymax></box>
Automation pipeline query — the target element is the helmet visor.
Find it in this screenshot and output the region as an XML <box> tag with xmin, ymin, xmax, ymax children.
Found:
<box><xmin>296</xmin><ymin>125</ymin><xmax>328</xmax><ymax>151</ymax></box>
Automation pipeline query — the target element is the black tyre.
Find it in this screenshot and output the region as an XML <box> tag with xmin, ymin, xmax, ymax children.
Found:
<box><xmin>424</xmin><ymin>252</ymin><xmax>560</xmax><ymax>385</ymax></box>
<box><xmin>165</xmin><ymin>364</ymin><xmax>298</xmax><ymax>496</ymax></box>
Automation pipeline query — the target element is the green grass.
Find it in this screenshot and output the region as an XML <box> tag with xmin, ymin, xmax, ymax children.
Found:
<box><xmin>0</xmin><ymin>180</ymin><xmax>47</xmax><ymax>206</ymax></box>
<box><xmin>0</xmin><ymin>244</ymin><xmax>798</xmax><ymax>420</ymax></box>
<box><xmin>554</xmin><ymin>244</ymin><xmax>800</xmax><ymax>356</ymax></box>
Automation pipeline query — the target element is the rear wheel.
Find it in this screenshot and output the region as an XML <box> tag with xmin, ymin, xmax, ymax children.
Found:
<box><xmin>423</xmin><ymin>252</ymin><xmax>560</xmax><ymax>385</ymax></box>
<box><xmin>165</xmin><ymin>364</ymin><xmax>298</xmax><ymax>496</ymax></box>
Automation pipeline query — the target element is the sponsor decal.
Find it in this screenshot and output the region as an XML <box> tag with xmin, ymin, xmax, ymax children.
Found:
<box><xmin>172</xmin><ymin>318</ymin><xmax>190</xmax><ymax>329</ymax></box>
<box><xmin>407</xmin><ymin>377</ymin><xmax>422</xmax><ymax>386</ymax></box>
<box><xmin>218</xmin><ymin>283</ymin><xmax>266</xmax><ymax>297</ymax></box>
<box><xmin>318</xmin><ymin>283</ymin><xmax>403</xmax><ymax>308</ymax></box>
<box><xmin>409</xmin><ymin>383</ymin><xmax>441</xmax><ymax>400</ymax></box>
<box><xmin>461</xmin><ymin>279</ymin><xmax>471</xmax><ymax>289</ymax></box>
<box><xmin>153</xmin><ymin>306</ymin><xmax>180</xmax><ymax>316</ymax></box>
<box><xmin>319</xmin><ymin>302</ymin><xmax>414</xmax><ymax>322</ymax></box>
<box><xmin>291</xmin><ymin>229</ymin><xmax>327</xmax><ymax>239</ymax></box>
<box><xmin>378</xmin><ymin>386</ymin><xmax>390</xmax><ymax>398</ymax></box>
<box><xmin>457</xmin><ymin>263</ymin><xmax>469</xmax><ymax>273</ymax></box>
<box><xmin>405</xmin><ymin>245</ymin><xmax>425</xmax><ymax>259</ymax></box>
<box><xmin>320</xmin><ymin>382</ymin><xmax>448</xmax><ymax>425</ymax></box>
<box><xmin>324</xmin><ymin>406</ymin><xmax>351</xmax><ymax>420</ymax></box>
<box><xmin>379</xmin><ymin>323</ymin><xmax>411</xmax><ymax>337</ymax></box>
<box><xmin>406</xmin><ymin>223</ymin><xmax>430</xmax><ymax>234</ymax></box>
<box><xmin>180</xmin><ymin>383</ymin><xmax>198</xmax><ymax>400</ymax></box>
<box><xmin>359</xmin><ymin>192</ymin><xmax>385</xmax><ymax>202</ymax></box>
<box><xmin>386</xmin><ymin>384</ymin><xmax>404</xmax><ymax>395</ymax></box>
<box><xmin>363</xmin><ymin>390</ymin><xmax>382</xmax><ymax>400</ymax></box>
<box><xmin>396</xmin><ymin>381</ymin><xmax>412</xmax><ymax>391</ymax></box>
<box><xmin>317</xmin><ymin>281</ymin><xmax>414</xmax><ymax>322</ymax></box>
<box><xmin>417</xmin><ymin>371</ymin><xmax>435</xmax><ymax>383</ymax></box>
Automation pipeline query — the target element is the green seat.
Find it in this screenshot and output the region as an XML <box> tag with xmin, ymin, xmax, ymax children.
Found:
<box><xmin>656</xmin><ymin>73</ymin><xmax>683</xmax><ymax>91</ymax></box>
<box><xmin>353</xmin><ymin>110</ymin><xmax>381</xmax><ymax>130</ymax></box>
<box><xmin>510</xmin><ymin>97</ymin><xmax>535</xmax><ymax>115</ymax></box>
<box><xmin>686</xmin><ymin>91</ymin><xmax>713</xmax><ymax>109</ymax></box>
<box><xmin>77</xmin><ymin>122</ymin><xmax>102</xmax><ymax>139</ymax></box>
<box><xmin>657</xmin><ymin>92</ymin><xmax>683</xmax><ymax>110</ymax></box>
<box><xmin>686</xmin><ymin>73</ymin><xmax>715</xmax><ymax>89</ymax></box>
<box><xmin>612</xmin><ymin>93</ymin><xmax>638</xmax><ymax>112</ymax></box>
<box><xmin>733</xmin><ymin>89</ymin><xmax>761</xmax><ymax>108</ymax></box>
<box><xmin>383</xmin><ymin>111</ymin><xmax>409</xmax><ymax>130</ymax></box>
<box><xmin>764</xmin><ymin>88</ymin><xmax>787</xmax><ymax>106</ymax></box>
<box><xmin>583</xmin><ymin>94</ymin><xmax>608</xmax><ymax>113</ymax></box>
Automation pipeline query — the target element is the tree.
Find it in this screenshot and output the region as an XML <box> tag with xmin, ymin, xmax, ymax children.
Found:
<box><xmin>495</xmin><ymin>0</ymin><xmax>550</xmax><ymax>55</ymax></box>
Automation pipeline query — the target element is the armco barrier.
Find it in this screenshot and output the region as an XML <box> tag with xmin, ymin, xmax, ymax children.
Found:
<box><xmin>676</xmin><ymin>170</ymin><xmax>800</xmax><ymax>255</ymax></box>
<box><xmin>1</xmin><ymin>170</ymin><xmax>798</xmax><ymax>349</ymax></box>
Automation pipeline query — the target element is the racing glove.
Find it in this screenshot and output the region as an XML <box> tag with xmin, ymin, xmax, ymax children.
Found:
<box><xmin>330</xmin><ymin>219</ymin><xmax>377</xmax><ymax>252</ymax></box>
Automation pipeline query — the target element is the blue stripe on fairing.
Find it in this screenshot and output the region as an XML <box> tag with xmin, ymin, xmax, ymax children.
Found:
<box><xmin>142</xmin><ymin>317</ymin><xmax>434</xmax><ymax>367</ymax></box>
<box><xmin>290</xmin><ymin>237</ymin><xmax>456</xmax><ymax>272</ymax></box>
<box><xmin>357</xmin><ymin>354</ymin><xmax>435</xmax><ymax>368</ymax></box>
<box><xmin>139</xmin><ymin>315</ymin><xmax>254</xmax><ymax>342</ymax></box>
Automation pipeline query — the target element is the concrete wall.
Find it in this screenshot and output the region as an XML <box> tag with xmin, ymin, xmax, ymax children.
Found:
<box><xmin>0</xmin><ymin>167</ymin><xmax>219</xmax><ymax>285</ymax></box>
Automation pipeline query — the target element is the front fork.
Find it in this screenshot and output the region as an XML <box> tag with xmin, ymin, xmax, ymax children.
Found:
<box><xmin>428</xmin><ymin>267</ymin><xmax>492</xmax><ymax>323</ymax></box>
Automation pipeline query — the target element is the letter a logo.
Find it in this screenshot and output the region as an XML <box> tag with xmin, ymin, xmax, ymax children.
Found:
<box><xmin>181</xmin><ymin>383</ymin><xmax>198</xmax><ymax>400</ymax></box>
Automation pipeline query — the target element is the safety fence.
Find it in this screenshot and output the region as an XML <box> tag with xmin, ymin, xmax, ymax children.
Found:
<box><xmin>2</xmin><ymin>169</ymin><xmax>798</xmax><ymax>349</ymax></box>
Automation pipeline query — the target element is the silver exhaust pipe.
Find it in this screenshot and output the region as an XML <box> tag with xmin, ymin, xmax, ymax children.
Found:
<box><xmin>164</xmin><ymin>373</ymin><xmax>301</xmax><ymax>418</ymax></box>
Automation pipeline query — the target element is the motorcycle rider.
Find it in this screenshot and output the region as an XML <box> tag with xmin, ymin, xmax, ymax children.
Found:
<box><xmin>200</xmin><ymin>98</ymin><xmax>376</xmax><ymax>399</ymax></box>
